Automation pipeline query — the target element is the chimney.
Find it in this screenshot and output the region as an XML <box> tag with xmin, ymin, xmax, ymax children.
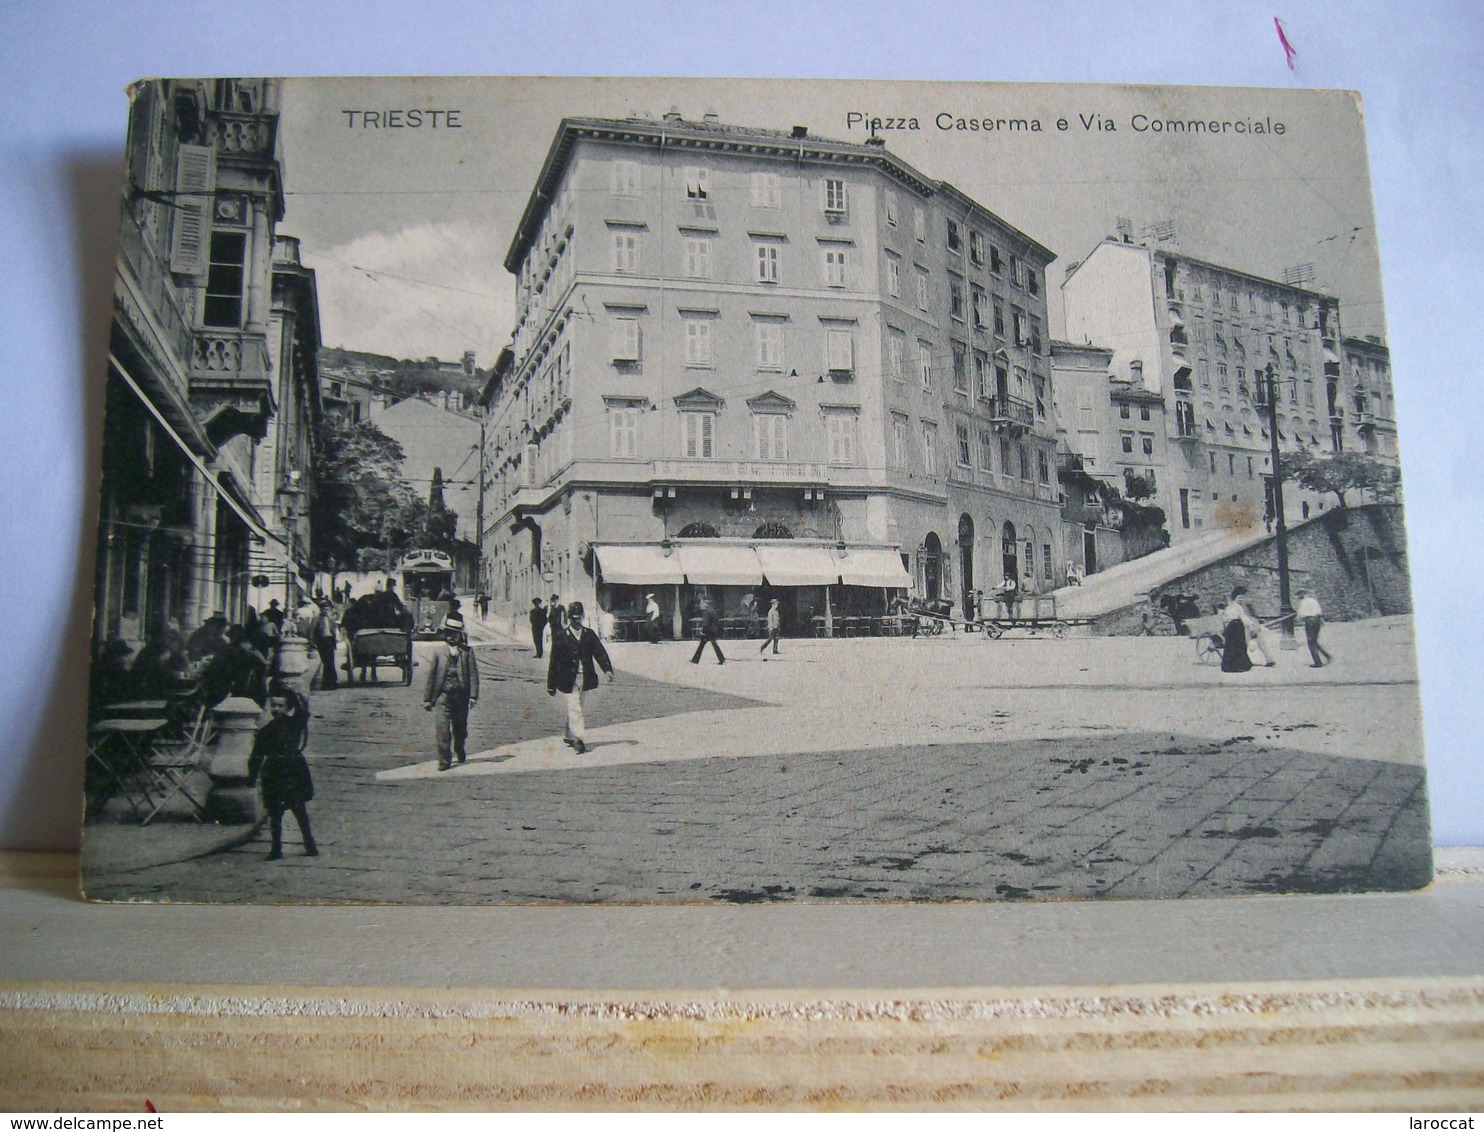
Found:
<box><xmin>864</xmin><ymin>135</ymin><xmax>886</xmax><ymax>147</ymax></box>
<box><xmin>791</xmin><ymin>125</ymin><xmax>808</xmax><ymax>139</ymax></box>
<box><xmin>703</xmin><ymin>110</ymin><xmax>720</xmax><ymax>125</ymax></box>
<box><xmin>440</xmin><ymin>391</ymin><xmax>449</xmax><ymax>411</ymax></box>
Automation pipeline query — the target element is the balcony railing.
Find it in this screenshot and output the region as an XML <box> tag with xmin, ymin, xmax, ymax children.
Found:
<box><xmin>191</xmin><ymin>329</ymin><xmax>272</xmax><ymax>385</ymax></box>
<box><xmin>987</xmin><ymin>396</ymin><xmax>1035</xmax><ymax>427</ymax></box>
<box><xmin>652</xmin><ymin>459</ymin><xmax>831</xmax><ymax>484</ymax></box>
<box><xmin>206</xmin><ymin>110</ymin><xmax>278</xmax><ymax>159</ymax></box>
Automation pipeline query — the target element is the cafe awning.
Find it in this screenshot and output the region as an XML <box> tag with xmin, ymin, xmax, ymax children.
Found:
<box><xmin>833</xmin><ymin>547</ymin><xmax>913</xmax><ymax>588</ymax></box>
<box><xmin>594</xmin><ymin>544</ymin><xmax>685</xmax><ymax>586</ymax></box>
<box><xmin>676</xmin><ymin>543</ymin><xmax>764</xmax><ymax>586</ymax></box>
<box><xmin>755</xmin><ymin>544</ymin><xmax>840</xmax><ymax>587</ymax></box>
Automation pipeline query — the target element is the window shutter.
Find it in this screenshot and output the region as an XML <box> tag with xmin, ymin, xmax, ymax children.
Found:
<box><xmin>170</xmin><ymin>143</ymin><xmax>215</xmax><ymax>275</ymax></box>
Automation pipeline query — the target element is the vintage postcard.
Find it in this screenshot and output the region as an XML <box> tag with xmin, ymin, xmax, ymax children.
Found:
<box><xmin>80</xmin><ymin>76</ymin><xmax>1429</xmax><ymax>904</ymax></box>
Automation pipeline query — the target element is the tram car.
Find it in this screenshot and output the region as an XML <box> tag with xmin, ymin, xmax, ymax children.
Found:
<box><xmin>399</xmin><ymin>549</ymin><xmax>457</xmax><ymax>640</ymax></box>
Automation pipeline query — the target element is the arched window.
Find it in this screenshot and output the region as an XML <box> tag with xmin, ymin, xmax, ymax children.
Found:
<box><xmin>677</xmin><ymin>521</ymin><xmax>720</xmax><ymax>538</ymax></box>
<box><xmin>753</xmin><ymin>521</ymin><xmax>793</xmax><ymax>539</ymax></box>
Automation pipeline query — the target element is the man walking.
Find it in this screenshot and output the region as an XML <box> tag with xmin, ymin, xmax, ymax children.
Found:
<box><xmin>690</xmin><ymin>596</ymin><xmax>725</xmax><ymax>665</ymax></box>
<box><xmin>546</xmin><ymin>602</ymin><xmax>613</xmax><ymax>754</ymax></box>
<box><xmin>529</xmin><ymin>597</ymin><xmax>548</xmax><ymax>658</ymax></box>
<box><xmin>759</xmin><ymin>598</ymin><xmax>782</xmax><ymax>657</ymax></box>
<box><xmin>1296</xmin><ymin>590</ymin><xmax>1332</xmax><ymax>668</ymax></box>
<box><xmin>423</xmin><ymin>613</ymin><xmax>480</xmax><ymax>771</ymax></box>
<box><xmin>310</xmin><ymin>597</ymin><xmax>338</xmax><ymax>690</ymax></box>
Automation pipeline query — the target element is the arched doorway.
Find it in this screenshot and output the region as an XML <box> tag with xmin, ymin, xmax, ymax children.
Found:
<box><xmin>922</xmin><ymin>532</ymin><xmax>942</xmax><ymax>602</ymax></box>
<box><xmin>1000</xmin><ymin>520</ymin><xmax>1018</xmax><ymax>585</ymax></box>
<box><xmin>957</xmin><ymin>513</ymin><xmax>975</xmax><ymax>619</ymax></box>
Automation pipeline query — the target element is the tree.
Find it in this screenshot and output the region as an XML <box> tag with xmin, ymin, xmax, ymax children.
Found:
<box><xmin>414</xmin><ymin>466</ymin><xmax>459</xmax><ymax>551</ymax></box>
<box><xmin>1278</xmin><ymin>449</ymin><xmax>1400</xmax><ymax>511</ymax></box>
<box><xmin>310</xmin><ymin>417</ymin><xmax>427</xmax><ymax>573</ymax></box>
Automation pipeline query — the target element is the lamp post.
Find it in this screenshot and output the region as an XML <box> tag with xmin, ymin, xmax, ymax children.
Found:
<box><xmin>1263</xmin><ymin>362</ymin><xmax>1296</xmax><ymax>646</ymax></box>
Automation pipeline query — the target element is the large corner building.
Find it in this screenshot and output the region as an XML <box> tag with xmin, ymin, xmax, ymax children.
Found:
<box><xmin>481</xmin><ymin>113</ymin><xmax>1063</xmax><ymax>633</ymax></box>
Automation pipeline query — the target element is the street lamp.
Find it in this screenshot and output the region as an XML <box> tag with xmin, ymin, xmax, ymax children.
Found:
<box><xmin>1262</xmin><ymin>362</ymin><xmax>1297</xmax><ymax>646</ymax></box>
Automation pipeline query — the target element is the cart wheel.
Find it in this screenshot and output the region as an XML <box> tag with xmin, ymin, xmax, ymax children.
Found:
<box><xmin>984</xmin><ymin>622</ymin><xmax>1004</xmax><ymax>640</ymax></box>
<box><xmin>1051</xmin><ymin>621</ymin><xmax>1070</xmax><ymax>640</ymax></box>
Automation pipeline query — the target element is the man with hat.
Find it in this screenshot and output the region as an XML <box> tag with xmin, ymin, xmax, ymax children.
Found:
<box><xmin>546</xmin><ymin>601</ymin><xmax>613</xmax><ymax>755</ymax></box>
<box><xmin>529</xmin><ymin>597</ymin><xmax>548</xmax><ymax>658</ymax></box>
<box><xmin>644</xmin><ymin>592</ymin><xmax>663</xmax><ymax>644</ymax></box>
<box><xmin>759</xmin><ymin>598</ymin><xmax>782</xmax><ymax>657</ymax></box>
<box><xmin>423</xmin><ymin>612</ymin><xmax>480</xmax><ymax>771</ymax></box>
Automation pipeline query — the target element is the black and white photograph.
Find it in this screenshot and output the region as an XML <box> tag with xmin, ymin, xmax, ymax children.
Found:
<box><xmin>79</xmin><ymin>75</ymin><xmax>1432</xmax><ymax>905</ymax></box>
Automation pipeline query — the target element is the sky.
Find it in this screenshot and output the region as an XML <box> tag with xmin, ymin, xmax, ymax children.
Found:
<box><xmin>277</xmin><ymin>77</ymin><xmax>1386</xmax><ymax>365</ymax></box>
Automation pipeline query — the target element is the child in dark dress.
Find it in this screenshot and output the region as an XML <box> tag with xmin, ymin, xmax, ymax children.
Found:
<box><xmin>248</xmin><ymin>685</ymin><xmax>317</xmax><ymax>860</ymax></box>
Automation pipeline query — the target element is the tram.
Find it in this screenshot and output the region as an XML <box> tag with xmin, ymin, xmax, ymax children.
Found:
<box><xmin>399</xmin><ymin>548</ymin><xmax>456</xmax><ymax>640</ymax></box>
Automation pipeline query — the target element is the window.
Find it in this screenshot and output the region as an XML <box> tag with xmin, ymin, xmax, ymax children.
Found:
<box><xmin>1218</xmin><ymin>362</ymin><xmax>1229</xmax><ymax>391</ymax></box>
<box><xmin>826</xmin><ymin>327</ymin><xmax>855</xmax><ymax>375</ymax></box>
<box><xmin>1142</xmin><ymin>435</ymin><xmax>1154</xmax><ymax>456</ymax></box>
<box><xmin>755</xmin><ymin>321</ymin><xmax>784</xmax><ymax>371</ymax></box>
<box><xmin>993</xmin><ymin>300</ymin><xmax>1005</xmax><ymax>338</ymax></box>
<box><xmin>611</xmin><ymin>160</ymin><xmax>640</xmax><ymax>197</ymax></box>
<box><xmin>947</xmin><ymin>218</ymin><xmax>962</xmax><ymax>253</ymax></box>
<box><xmin>978</xmin><ymin>429</ymin><xmax>993</xmax><ymax>470</ymax></box>
<box><xmin>756</xmin><ymin>242</ymin><xmax>780</xmax><ymax>283</ymax></box>
<box><xmin>885</xmin><ymin>253</ymin><xmax>901</xmax><ymax>297</ymax></box>
<box><xmin>892</xmin><ymin>414</ymin><xmax>909</xmax><ymax>468</ymax></box>
<box><xmin>1033</xmin><ymin>375</ymin><xmax>1046</xmax><ymax>418</ymax></box>
<box><xmin>1011</xmin><ymin>308</ymin><xmax>1025</xmax><ymax>346</ymax></box>
<box><xmin>1121</xmin><ymin>432</ymin><xmax>1134</xmax><ymax>454</ymax></box>
<box><xmin>1009</xmin><ymin>255</ymin><xmax>1023</xmax><ymax>287</ymax></box>
<box><xmin>1027</xmin><ymin>268</ymin><xmax>1039</xmax><ymax>296</ymax></box>
<box><xmin>683</xmin><ymin>166</ymin><xmax>709</xmax><ymax>200</ymax></box>
<box><xmin>683</xmin><ymin>236</ymin><xmax>712</xmax><ymax>279</ymax></box>
<box><xmin>913</xmin><ymin>206</ymin><xmax>926</xmax><ymax>242</ymax></box>
<box><xmin>753</xmin><ymin>412</ymin><xmax>788</xmax><ymax>461</ymax></box>
<box><xmin>1028</xmin><ymin>317</ymin><xmax>1042</xmax><ymax>354</ymax></box>
<box><xmin>921</xmin><ymin>423</ymin><xmax>938</xmax><ymax>476</ymax></box>
<box><xmin>974</xmin><ymin>350</ymin><xmax>990</xmax><ymax>399</ymax></box>
<box><xmin>952</xmin><ymin>341</ymin><xmax>968</xmax><ymax>392</ymax></box>
<box><xmin>971</xmin><ymin>283</ymin><xmax>987</xmax><ymax>329</ymax></box>
<box><xmin>915</xmin><ymin>266</ymin><xmax>930</xmax><ymax>311</ymax></box>
<box><xmin>827</xmin><ymin>412</ymin><xmax>858</xmax><ymax>465</ymax></box>
<box><xmin>956</xmin><ymin>422</ymin><xmax>972</xmax><ymax>466</ymax></box>
<box><xmin>990</xmin><ymin>245</ymin><xmax>1003</xmax><ymax>275</ymax></box>
<box><xmin>203</xmin><ymin>231</ymin><xmax>247</xmax><ymax>327</ymax></box>
<box><xmin>684</xmin><ymin>318</ymin><xmax>713</xmax><ymax>367</ymax></box>
<box><xmin>824</xmin><ymin>178</ymin><xmax>848</xmax><ymax>215</ymax></box>
<box><xmin>681</xmin><ymin>411</ymin><xmax>715</xmax><ymax>459</ymax></box>
<box><xmin>823</xmin><ymin>246</ymin><xmax>848</xmax><ymax>287</ymax></box>
<box><xmin>949</xmin><ymin>276</ymin><xmax>965</xmax><ymax>321</ymax></box>
<box><xmin>1209</xmin><ymin>451</ymin><xmax>1217</xmax><ymax>473</ymax></box>
<box><xmin>609</xmin><ymin>406</ymin><xmax>640</xmax><ymax>457</ymax></box>
<box><xmin>1247</xmin><ymin>456</ymin><xmax>1255</xmax><ymax>478</ymax></box>
<box><xmin>885</xmin><ymin>190</ymin><xmax>898</xmax><ymax>227</ymax></box>
<box><xmin>609</xmin><ymin>315</ymin><xmax>641</xmax><ymax>362</ymax></box>
<box><xmin>611</xmin><ymin>230</ymin><xmax>639</xmax><ymax>274</ymax></box>
<box><xmin>1000</xmin><ymin>436</ymin><xmax>1012</xmax><ymax>473</ymax></box>
<box><xmin>1140</xmin><ymin>405</ymin><xmax>1151</xmax><ymax>421</ymax></box>
<box><xmin>1119</xmin><ymin>403</ymin><xmax>1131</xmax><ymax>420</ymax></box>
<box><xmin>1037</xmin><ymin>449</ymin><xmax>1050</xmax><ymax>483</ymax></box>
<box><xmin>1018</xmin><ymin>443</ymin><xmax>1031</xmax><ymax>480</ymax></box>
<box><xmin>969</xmin><ymin>230</ymin><xmax>984</xmax><ymax>266</ymax></box>
<box><xmin>887</xmin><ymin>329</ymin><xmax>906</xmax><ymax>382</ymax></box>
<box><xmin>750</xmin><ymin>172</ymin><xmax>780</xmax><ymax>209</ymax></box>
<box><xmin>917</xmin><ymin>339</ymin><xmax>933</xmax><ymax>388</ymax></box>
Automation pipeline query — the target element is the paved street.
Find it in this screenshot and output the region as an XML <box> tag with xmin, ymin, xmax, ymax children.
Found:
<box><xmin>82</xmin><ymin>616</ymin><xmax>1431</xmax><ymax>905</ymax></box>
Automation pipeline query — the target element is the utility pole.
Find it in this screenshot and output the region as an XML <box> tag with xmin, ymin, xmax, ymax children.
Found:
<box><xmin>1264</xmin><ymin>362</ymin><xmax>1296</xmax><ymax>645</ymax></box>
<box><xmin>474</xmin><ymin>424</ymin><xmax>486</xmax><ymax>595</ymax></box>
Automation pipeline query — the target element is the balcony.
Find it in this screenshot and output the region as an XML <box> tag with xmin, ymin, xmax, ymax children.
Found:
<box><xmin>652</xmin><ymin>459</ymin><xmax>831</xmax><ymax>486</ymax></box>
<box><xmin>205</xmin><ymin>110</ymin><xmax>279</xmax><ymax>162</ymax></box>
<box><xmin>987</xmin><ymin>396</ymin><xmax>1035</xmax><ymax>428</ymax></box>
<box><xmin>1354</xmin><ymin>409</ymin><xmax>1376</xmax><ymax>429</ymax></box>
<box><xmin>189</xmin><ymin>328</ymin><xmax>275</xmax><ymax>443</ymax></box>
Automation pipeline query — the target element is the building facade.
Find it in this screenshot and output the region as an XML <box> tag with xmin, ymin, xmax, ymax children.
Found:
<box><xmin>96</xmin><ymin>77</ymin><xmax>318</xmax><ymax>655</ymax></box>
<box><xmin>1341</xmin><ymin>335</ymin><xmax>1399</xmax><ymax>464</ymax></box>
<box><xmin>1061</xmin><ymin>238</ymin><xmax>1365</xmax><ymax>544</ymax></box>
<box><xmin>480</xmin><ymin>114</ymin><xmax>1063</xmax><ymax>633</ymax></box>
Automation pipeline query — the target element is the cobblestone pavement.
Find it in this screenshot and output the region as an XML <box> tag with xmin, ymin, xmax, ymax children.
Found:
<box><xmin>83</xmin><ymin>617</ymin><xmax>1432</xmax><ymax>905</ymax></box>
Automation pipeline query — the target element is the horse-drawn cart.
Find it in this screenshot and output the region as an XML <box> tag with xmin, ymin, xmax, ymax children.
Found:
<box><xmin>347</xmin><ymin>627</ymin><xmax>413</xmax><ymax>685</ymax></box>
<box><xmin>978</xmin><ymin>595</ymin><xmax>1084</xmax><ymax>639</ymax></box>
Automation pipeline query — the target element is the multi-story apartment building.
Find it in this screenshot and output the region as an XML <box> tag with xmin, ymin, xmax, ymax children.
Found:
<box><xmin>1050</xmin><ymin>341</ymin><xmax>1170</xmax><ymax>574</ymax></box>
<box><xmin>1341</xmin><ymin>335</ymin><xmax>1399</xmax><ymax>464</ymax></box>
<box><xmin>96</xmin><ymin>77</ymin><xmax>318</xmax><ymax>654</ymax></box>
<box><xmin>1062</xmin><ymin>238</ymin><xmax>1358</xmax><ymax>543</ymax></box>
<box><xmin>481</xmin><ymin>114</ymin><xmax>1061</xmax><ymax>632</ymax></box>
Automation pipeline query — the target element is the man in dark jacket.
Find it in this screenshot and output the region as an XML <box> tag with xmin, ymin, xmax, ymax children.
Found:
<box><xmin>423</xmin><ymin>614</ymin><xmax>480</xmax><ymax>770</ymax></box>
<box><xmin>689</xmin><ymin>597</ymin><xmax>726</xmax><ymax>665</ymax></box>
<box><xmin>529</xmin><ymin>598</ymin><xmax>548</xmax><ymax>658</ymax></box>
<box><xmin>546</xmin><ymin>602</ymin><xmax>613</xmax><ymax>754</ymax></box>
